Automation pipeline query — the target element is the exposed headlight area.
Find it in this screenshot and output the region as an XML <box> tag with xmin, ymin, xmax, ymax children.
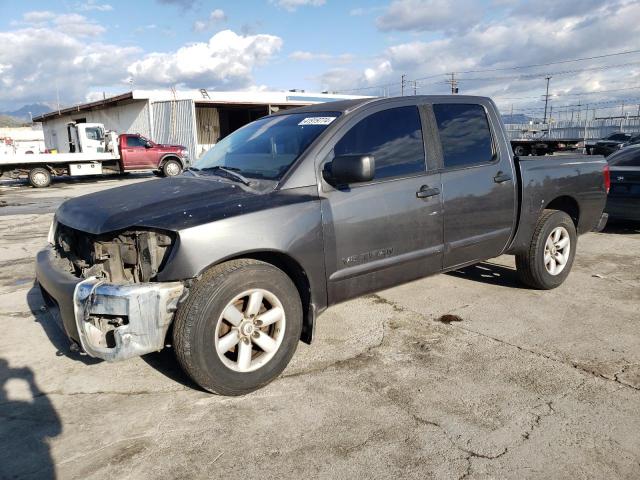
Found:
<box><xmin>54</xmin><ymin>223</ymin><xmax>175</xmax><ymax>283</ymax></box>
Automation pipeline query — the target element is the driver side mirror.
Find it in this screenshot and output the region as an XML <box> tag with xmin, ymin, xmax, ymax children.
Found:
<box><xmin>325</xmin><ymin>155</ymin><xmax>375</xmax><ymax>186</ymax></box>
<box><xmin>144</xmin><ymin>141</ymin><xmax>152</xmax><ymax>148</ymax></box>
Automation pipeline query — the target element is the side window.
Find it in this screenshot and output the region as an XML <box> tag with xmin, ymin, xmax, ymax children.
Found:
<box><xmin>126</xmin><ymin>136</ymin><xmax>146</xmax><ymax>148</ymax></box>
<box><xmin>334</xmin><ymin>106</ymin><xmax>426</xmax><ymax>180</ymax></box>
<box><xmin>85</xmin><ymin>127</ymin><xmax>103</xmax><ymax>141</ymax></box>
<box><xmin>433</xmin><ymin>103</ymin><xmax>494</xmax><ymax>169</ymax></box>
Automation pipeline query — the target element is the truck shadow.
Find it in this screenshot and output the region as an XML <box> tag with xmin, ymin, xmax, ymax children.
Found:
<box><xmin>447</xmin><ymin>262</ymin><xmax>527</xmax><ymax>289</ymax></box>
<box><xmin>600</xmin><ymin>220</ymin><xmax>640</xmax><ymax>235</ymax></box>
<box><xmin>0</xmin><ymin>359</ymin><xmax>61</xmax><ymax>479</ymax></box>
<box><xmin>141</xmin><ymin>349</ymin><xmax>202</xmax><ymax>391</ymax></box>
<box><xmin>0</xmin><ymin>172</ymin><xmax>156</xmax><ymax>190</ymax></box>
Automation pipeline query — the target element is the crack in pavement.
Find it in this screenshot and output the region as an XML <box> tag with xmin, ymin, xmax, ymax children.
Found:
<box><xmin>375</xmin><ymin>293</ymin><xmax>640</xmax><ymax>392</ymax></box>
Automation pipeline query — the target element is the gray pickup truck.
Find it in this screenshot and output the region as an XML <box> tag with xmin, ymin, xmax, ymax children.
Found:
<box><xmin>36</xmin><ymin>96</ymin><xmax>609</xmax><ymax>395</ymax></box>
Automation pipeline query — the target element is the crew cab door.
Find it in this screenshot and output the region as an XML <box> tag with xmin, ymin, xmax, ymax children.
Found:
<box><xmin>320</xmin><ymin>103</ymin><xmax>443</xmax><ymax>304</ymax></box>
<box><xmin>122</xmin><ymin>135</ymin><xmax>156</xmax><ymax>169</ymax></box>
<box><xmin>433</xmin><ymin>102</ymin><xmax>517</xmax><ymax>268</ymax></box>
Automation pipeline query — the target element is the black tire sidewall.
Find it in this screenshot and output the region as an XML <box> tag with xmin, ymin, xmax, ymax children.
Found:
<box><xmin>533</xmin><ymin>212</ymin><xmax>577</xmax><ymax>288</ymax></box>
<box><xmin>177</xmin><ymin>263</ymin><xmax>302</xmax><ymax>395</ymax></box>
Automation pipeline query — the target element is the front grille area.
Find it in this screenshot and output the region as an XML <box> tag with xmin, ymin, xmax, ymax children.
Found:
<box><xmin>54</xmin><ymin>223</ymin><xmax>174</xmax><ymax>283</ymax></box>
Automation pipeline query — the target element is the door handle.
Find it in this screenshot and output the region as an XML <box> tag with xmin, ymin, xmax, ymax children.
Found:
<box><xmin>494</xmin><ymin>171</ymin><xmax>512</xmax><ymax>183</ymax></box>
<box><xmin>416</xmin><ymin>185</ymin><xmax>440</xmax><ymax>198</ymax></box>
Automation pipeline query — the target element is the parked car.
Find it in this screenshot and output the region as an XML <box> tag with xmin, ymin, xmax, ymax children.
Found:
<box><xmin>586</xmin><ymin>132</ymin><xmax>632</xmax><ymax>155</ymax></box>
<box><xmin>605</xmin><ymin>145</ymin><xmax>640</xmax><ymax>222</ymax></box>
<box><xmin>36</xmin><ymin>96</ymin><xmax>609</xmax><ymax>395</ymax></box>
<box><xmin>592</xmin><ymin>133</ymin><xmax>640</xmax><ymax>157</ymax></box>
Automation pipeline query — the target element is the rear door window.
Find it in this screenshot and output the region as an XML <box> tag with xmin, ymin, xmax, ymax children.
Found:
<box><xmin>433</xmin><ymin>103</ymin><xmax>494</xmax><ymax>169</ymax></box>
<box><xmin>334</xmin><ymin>105</ymin><xmax>426</xmax><ymax>180</ymax></box>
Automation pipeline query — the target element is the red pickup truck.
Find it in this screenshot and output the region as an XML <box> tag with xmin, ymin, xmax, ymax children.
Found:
<box><xmin>118</xmin><ymin>134</ymin><xmax>189</xmax><ymax>177</ymax></box>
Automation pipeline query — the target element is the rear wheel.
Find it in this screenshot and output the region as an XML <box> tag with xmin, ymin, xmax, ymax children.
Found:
<box><xmin>516</xmin><ymin>209</ymin><xmax>577</xmax><ymax>289</ymax></box>
<box><xmin>173</xmin><ymin>259</ymin><xmax>302</xmax><ymax>395</ymax></box>
<box><xmin>513</xmin><ymin>145</ymin><xmax>529</xmax><ymax>157</ymax></box>
<box><xmin>28</xmin><ymin>167</ymin><xmax>51</xmax><ymax>188</ymax></box>
<box><xmin>162</xmin><ymin>159</ymin><xmax>182</xmax><ymax>177</ymax></box>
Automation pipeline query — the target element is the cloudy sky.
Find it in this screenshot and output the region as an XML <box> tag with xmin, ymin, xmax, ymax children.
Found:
<box><xmin>1</xmin><ymin>0</ymin><xmax>640</xmax><ymax>118</ymax></box>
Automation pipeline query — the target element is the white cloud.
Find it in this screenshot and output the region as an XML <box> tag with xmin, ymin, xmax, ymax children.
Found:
<box><xmin>127</xmin><ymin>30</ymin><xmax>283</xmax><ymax>89</ymax></box>
<box><xmin>0</xmin><ymin>26</ymin><xmax>139</xmax><ymax>108</ymax></box>
<box><xmin>320</xmin><ymin>0</ymin><xmax>640</xmax><ymax>117</ymax></box>
<box><xmin>193</xmin><ymin>9</ymin><xmax>227</xmax><ymax>32</ymax></box>
<box><xmin>17</xmin><ymin>10</ymin><xmax>106</xmax><ymax>37</ymax></box>
<box><xmin>289</xmin><ymin>51</ymin><xmax>354</xmax><ymax>64</ymax></box>
<box><xmin>156</xmin><ymin>0</ymin><xmax>197</xmax><ymax>8</ymax></box>
<box><xmin>270</xmin><ymin>0</ymin><xmax>326</xmax><ymax>12</ymax></box>
<box><xmin>22</xmin><ymin>11</ymin><xmax>56</xmax><ymax>23</ymax></box>
<box><xmin>376</xmin><ymin>0</ymin><xmax>484</xmax><ymax>32</ymax></box>
<box><xmin>77</xmin><ymin>1</ymin><xmax>114</xmax><ymax>12</ymax></box>
<box><xmin>53</xmin><ymin>13</ymin><xmax>106</xmax><ymax>36</ymax></box>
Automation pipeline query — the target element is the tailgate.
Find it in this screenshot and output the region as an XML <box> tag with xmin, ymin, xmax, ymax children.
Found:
<box><xmin>609</xmin><ymin>167</ymin><xmax>640</xmax><ymax>198</ymax></box>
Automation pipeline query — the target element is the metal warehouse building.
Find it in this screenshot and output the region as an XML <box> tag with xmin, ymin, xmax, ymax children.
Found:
<box><xmin>33</xmin><ymin>89</ymin><xmax>369</xmax><ymax>159</ymax></box>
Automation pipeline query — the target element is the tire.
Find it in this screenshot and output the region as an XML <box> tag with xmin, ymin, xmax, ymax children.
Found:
<box><xmin>162</xmin><ymin>159</ymin><xmax>182</xmax><ymax>177</ymax></box>
<box><xmin>28</xmin><ymin>167</ymin><xmax>51</xmax><ymax>188</ymax></box>
<box><xmin>513</xmin><ymin>145</ymin><xmax>528</xmax><ymax>157</ymax></box>
<box><xmin>516</xmin><ymin>209</ymin><xmax>577</xmax><ymax>290</ymax></box>
<box><xmin>173</xmin><ymin>259</ymin><xmax>302</xmax><ymax>395</ymax></box>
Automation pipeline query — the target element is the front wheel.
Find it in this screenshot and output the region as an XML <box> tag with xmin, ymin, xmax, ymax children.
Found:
<box><xmin>516</xmin><ymin>209</ymin><xmax>577</xmax><ymax>289</ymax></box>
<box><xmin>173</xmin><ymin>259</ymin><xmax>302</xmax><ymax>395</ymax></box>
<box><xmin>162</xmin><ymin>159</ymin><xmax>182</xmax><ymax>177</ymax></box>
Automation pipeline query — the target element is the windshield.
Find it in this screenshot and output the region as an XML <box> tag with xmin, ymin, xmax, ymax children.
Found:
<box><xmin>194</xmin><ymin>111</ymin><xmax>341</xmax><ymax>180</ymax></box>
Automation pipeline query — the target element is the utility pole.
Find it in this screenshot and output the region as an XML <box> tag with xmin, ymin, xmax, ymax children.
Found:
<box><xmin>542</xmin><ymin>76</ymin><xmax>551</xmax><ymax>124</ymax></box>
<box><xmin>401</xmin><ymin>74</ymin><xmax>406</xmax><ymax>96</ymax></box>
<box><xmin>446</xmin><ymin>73</ymin><xmax>458</xmax><ymax>94</ymax></box>
<box><xmin>621</xmin><ymin>100</ymin><xmax>625</xmax><ymax>117</ymax></box>
<box><xmin>412</xmin><ymin>80</ymin><xmax>417</xmax><ymax>95</ymax></box>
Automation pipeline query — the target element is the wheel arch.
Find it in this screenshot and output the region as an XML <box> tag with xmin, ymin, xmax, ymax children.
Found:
<box><xmin>545</xmin><ymin>195</ymin><xmax>580</xmax><ymax>227</ymax></box>
<box><xmin>159</xmin><ymin>154</ymin><xmax>184</xmax><ymax>169</ymax></box>
<box><xmin>199</xmin><ymin>250</ymin><xmax>316</xmax><ymax>345</ymax></box>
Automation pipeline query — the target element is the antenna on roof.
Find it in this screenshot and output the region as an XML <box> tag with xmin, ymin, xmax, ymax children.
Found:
<box><xmin>200</xmin><ymin>88</ymin><xmax>211</xmax><ymax>99</ymax></box>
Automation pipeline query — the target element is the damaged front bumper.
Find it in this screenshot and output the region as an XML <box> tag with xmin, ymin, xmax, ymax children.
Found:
<box><xmin>36</xmin><ymin>246</ymin><xmax>184</xmax><ymax>362</ymax></box>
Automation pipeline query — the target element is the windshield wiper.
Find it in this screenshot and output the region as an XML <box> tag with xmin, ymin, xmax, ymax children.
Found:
<box><xmin>201</xmin><ymin>166</ymin><xmax>252</xmax><ymax>186</ymax></box>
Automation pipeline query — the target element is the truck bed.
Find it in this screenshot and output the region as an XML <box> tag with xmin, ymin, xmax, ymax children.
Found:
<box><xmin>507</xmin><ymin>154</ymin><xmax>608</xmax><ymax>253</ymax></box>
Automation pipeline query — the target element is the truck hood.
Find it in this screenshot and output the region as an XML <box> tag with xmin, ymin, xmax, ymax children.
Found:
<box><xmin>55</xmin><ymin>176</ymin><xmax>314</xmax><ymax>235</ymax></box>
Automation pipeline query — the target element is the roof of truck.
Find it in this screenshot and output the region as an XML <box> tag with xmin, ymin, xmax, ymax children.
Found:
<box><xmin>274</xmin><ymin>95</ymin><xmax>492</xmax><ymax>116</ymax></box>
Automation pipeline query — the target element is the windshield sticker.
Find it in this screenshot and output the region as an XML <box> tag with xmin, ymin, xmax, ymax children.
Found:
<box><xmin>298</xmin><ymin>116</ymin><xmax>337</xmax><ymax>126</ymax></box>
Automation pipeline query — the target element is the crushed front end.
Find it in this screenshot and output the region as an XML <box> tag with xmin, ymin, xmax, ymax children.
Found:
<box><xmin>36</xmin><ymin>220</ymin><xmax>185</xmax><ymax>361</ymax></box>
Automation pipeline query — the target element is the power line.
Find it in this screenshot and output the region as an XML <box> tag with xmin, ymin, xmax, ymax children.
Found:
<box><xmin>494</xmin><ymin>85</ymin><xmax>640</xmax><ymax>101</ymax></box>
<box><xmin>456</xmin><ymin>60</ymin><xmax>640</xmax><ymax>82</ymax></box>
<box><xmin>337</xmin><ymin>48</ymin><xmax>640</xmax><ymax>95</ymax></box>
<box><xmin>440</xmin><ymin>48</ymin><xmax>640</xmax><ymax>75</ymax></box>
